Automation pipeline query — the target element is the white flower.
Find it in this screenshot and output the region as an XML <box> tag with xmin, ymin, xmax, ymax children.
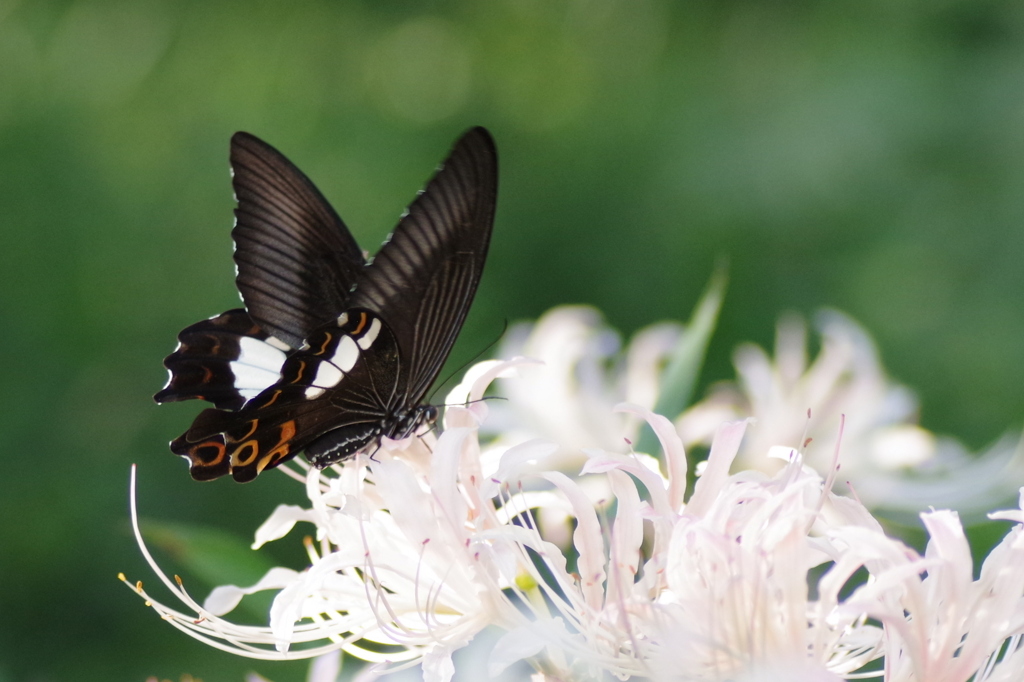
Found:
<box><xmin>679</xmin><ymin>311</ymin><xmax>921</xmax><ymax>473</ymax></box>
<box><xmin>543</xmin><ymin>414</ymin><xmax>885</xmax><ymax>681</ymax></box>
<box><xmin>830</xmin><ymin>492</ymin><xmax>1024</xmax><ymax>682</ymax></box>
<box><xmin>126</xmin><ymin>387</ymin><xmax>881</xmax><ymax>680</ymax></box>
<box><xmin>494</xmin><ymin>305</ymin><xmax>1024</xmax><ymax>517</ymax></box>
<box><xmin>680</xmin><ymin>310</ymin><xmax>1024</xmax><ymax>517</ymax></box>
<box><xmin>488</xmin><ymin>305</ymin><xmax>687</xmax><ymax>467</ymax></box>
<box><xmin>127</xmin><ymin>359</ymin><xmax>624</xmax><ymax>679</ymax></box>
<box><xmin>125</xmin><ymin>308</ymin><xmax>1024</xmax><ymax>681</ymax></box>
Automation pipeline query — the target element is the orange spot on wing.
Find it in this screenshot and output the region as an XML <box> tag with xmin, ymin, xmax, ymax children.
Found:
<box><xmin>237</xmin><ymin>419</ymin><xmax>259</xmax><ymax>441</ymax></box>
<box><xmin>279</xmin><ymin>419</ymin><xmax>297</xmax><ymax>442</ymax></box>
<box><xmin>191</xmin><ymin>440</ymin><xmax>226</xmax><ymax>467</ymax></box>
<box><xmin>261</xmin><ymin>389</ymin><xmax>282</xmax><ymax>407</ymax></box>
<box><xmin>316</xmin><ymin>333</ymin><xmax>333</xmax><ymax>356</ymax></box>
<box><xmin>256</xmin><ymin>453</ymin><xmax>274</xmax><ymax>474</ymax></box>
<box><xmin>258</xmin><ymin>420</ymin><xmax>297</xmax><ymax>474</ymax></box>
<box><xmin>231</xmin><ymin>440</ymin><xmax>260</xmax><ymax>467</ymax></box>
<box><xmin>352</xmin><ymin>312</ymin><xmax>368</xmax><ymax>335</ymax></box>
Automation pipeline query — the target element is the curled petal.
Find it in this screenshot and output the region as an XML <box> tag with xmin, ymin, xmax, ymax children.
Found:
<box><xmin>489</xmin><ymin>624</ymin><xmax>549</xmax><ymax>677</ymax></box>
<box><xmin>608</xmin><ymin>469</ymin><xmax>643</xmax><ymax>591</ymax></box>
<box><xmin>581</xmin><ymin>450</ymin><xmax>673</xmax><ymax>519</ymax></box>
<box><xmin>615</xmin><ymin>402</ymin><xmax>688</xmax><ymax>510</ymax></box>
<box><xmin>445</xmin><ymin>357</ymin><xmax>541</xmax><ymax>429</ymax></box>
<box><xmin>542</xmin><ymin>471</ymin><xmax>606</xmax><ymax>610</ymax></box>
<box><xmin>253</xmin><ymin>504</ymin><xmax>319</xmax><ymax>549</ymax></box>
<box><xmin>423</xmin><ymin>644</ymin><xmax>457</xmax><ymax>682</ymax></box>
<box><xmin>204</xmin><ymin>566</ymin><xmax>301</xmax><ymax>616</ymax></box>
<box><xmin>430</xmin><ymin>426</ymin><xmax>474</xmax><ymax>532</ymax></box>
<box><xmin>488</xmin><ymin>618</ymin><xmax>580</xmax><ymax>678</ymax></box>
<box><xmin>481</xmin><ymin>439</ymin><xmax>558</xmax><ymax>498</ymax></box>
<box><xmin>685</xmin><ymin>419</ymin><xmax>749</xmax><ymax>518</ymax></box>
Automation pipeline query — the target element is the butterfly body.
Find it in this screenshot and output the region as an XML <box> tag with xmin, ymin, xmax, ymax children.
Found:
<box><xmin>156</xmin><ymin>128</ymin><xmax>497</xmax><ymax>482</ymax></box>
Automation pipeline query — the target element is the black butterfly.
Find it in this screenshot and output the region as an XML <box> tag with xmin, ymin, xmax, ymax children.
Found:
<box><xmin>154</xmin><ymin>128</ymin><xmax>498</xmax><ymax>482</ymax></box>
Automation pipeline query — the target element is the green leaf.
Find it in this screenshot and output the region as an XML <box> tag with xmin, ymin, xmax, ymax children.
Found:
<box><xmin>635</xmin><ymin>262</ymin><xmax>727</xmax><ymax>460</ymax></box>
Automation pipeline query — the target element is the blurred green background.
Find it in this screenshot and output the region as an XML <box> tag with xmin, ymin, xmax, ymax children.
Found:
<box><xmin>3</xmin><ymin>1</ymin><xmax>1024</xmax><ymax>680</ymax></box>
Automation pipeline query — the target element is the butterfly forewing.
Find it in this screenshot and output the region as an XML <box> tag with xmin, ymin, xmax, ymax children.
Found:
<box><xmin>155</xmin><ymin>309</ymin><xmax>289</xmax><ymax>410</ymax></box>
<box><xmin>347</xmin><ymin>127</ymin><xmax>497</xmax><ymax>405</ymax></box>
<box><xmin>157</xmin><ymin>128</ymin><xmax>498</xmax><ymax>482</ymax></box>
<box><xmin>231</xmin><ymin>132</ymin><xmax>366</xmax><ymax>348</ymax></box>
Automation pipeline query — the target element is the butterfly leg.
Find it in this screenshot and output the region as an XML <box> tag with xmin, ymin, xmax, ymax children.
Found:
<box><xmin>367</xmin><ymin>441</ymin><xmax>383</xmax><ymax>463</ymax></box>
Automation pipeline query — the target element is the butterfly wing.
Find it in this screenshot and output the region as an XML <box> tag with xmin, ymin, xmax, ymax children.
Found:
<box><xmin>171</xmin><ymin>310</ymin><xmax>401</xmax><ymax>481</ymax></box>
<box><xmin>156</xmin><ymin>134</ymin><xmax>367</xmax><ymax>411</ymax></box>
<box><xmin>155</xmin><ymin>309</ymin><xmax>289</xmax><ymax>410</ymax></box>
<box><xmin>160</xmin><ymin>128</ymin><xmax>498</xmax><ymax>483</ymax></box>
<box><xmin>231</xmin><ymin>132</ymin><xmax>366</xmax><ymax>348</ymax></box>
<box><xmin>347</xmin><ymin>127</ymin><xmax>498</xmax><ymax>404</ymax></box>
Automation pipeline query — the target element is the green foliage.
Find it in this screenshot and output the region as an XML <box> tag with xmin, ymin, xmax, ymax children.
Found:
<box><xmin>635</xmin><ymin>262</ymin><xmax>726</xmax><ymax>459</ymax></box>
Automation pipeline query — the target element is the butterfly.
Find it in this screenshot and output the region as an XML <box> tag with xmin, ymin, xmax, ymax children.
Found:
<box><xmin>154</xmin><ymin>127</ymin><xmax>498</xmax><ymax>482</ymax></box>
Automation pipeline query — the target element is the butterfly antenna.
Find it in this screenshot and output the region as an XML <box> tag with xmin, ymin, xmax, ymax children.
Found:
<box><xmin>427</xmin><ymin>318</ymin><xmax>509</xmax><ymax>404</ymax></box>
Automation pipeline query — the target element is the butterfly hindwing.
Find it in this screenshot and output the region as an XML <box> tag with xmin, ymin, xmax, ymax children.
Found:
<box><xmin>171</xmin><ymin>400</ymin><xmax>329</xmax><ymax>482</ymax></box>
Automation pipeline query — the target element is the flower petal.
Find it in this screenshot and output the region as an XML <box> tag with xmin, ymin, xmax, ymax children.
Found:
<box><xmin>422</xmin><ymin>644</ymin><xmax>457</xmax><ymax>682</ymax></box>
<box><xmin>253</xmin><ymin>504</ymin><xmax>319</xmax><ymax>549</ymax></box>
<box><xmin>203</xmin><ymin>566</ymin><xmax>301</xmax><ymax>616</ymax></box>
<box><xmin>608</xmin><ymin>469</ymin><xmax>643</xmax><ymax>592</ymax></box>
<box><xmin>617</xmin><ymin>401</ymin><xmax>689</xmax><ymax>509</ymax></box>
<box><xmin>488</xmin><ymin>624</ymin><xmax>548</xmax><ymax>677</ymax></box>
<box><xmin>482</xmin><ymin>438</ymin><xmax>559</xmax><ymax>498</ymax></box>
<box><xmin>542</xmin><ymin>471</ymin><xmax>606</xmax><ymax>610</ymax></box>
<box><xmin>685</xmin><ymin>419</ymin><xmax>749</xmax><ymax>517</ymax></box>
